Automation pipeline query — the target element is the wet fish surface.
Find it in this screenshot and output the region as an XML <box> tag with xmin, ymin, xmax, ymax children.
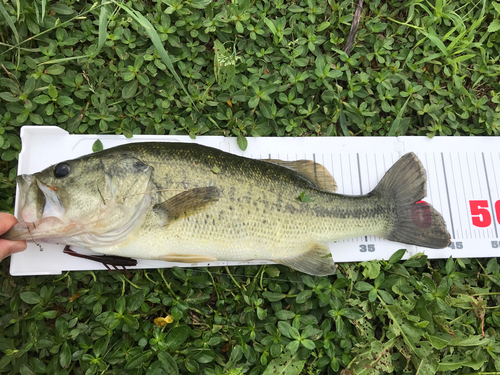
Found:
<box><xmin>2</xmin><ymin>142</ymin><xmax>451</xmax><ymax>275</ymax></box>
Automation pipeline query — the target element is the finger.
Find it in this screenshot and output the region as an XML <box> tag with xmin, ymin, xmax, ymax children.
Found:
<box><xmin>0</xmin><ymin>212</ymin><xmax>19</xmax><ymax>235</ymax></box>
<box><xmin>0</xmin><ymin>239</ymin><xmax>27</xmax><ymax>262</ymax></box>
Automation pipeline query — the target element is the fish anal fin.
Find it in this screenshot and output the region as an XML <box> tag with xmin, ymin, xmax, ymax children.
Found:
<box><xmin>264</xmin><ymin>159</ymin><xmax>337</xmax><ymax>192</ymax></box>
<box><xmin>154</xmin><ymin>186</ymin><xmax>220</xmax><ymax>225</ymax></box>
<box><xmin>160</xmin><ymin>253</ymin><xmax>217</xmax><ymax>263</ymax></box>
<box><xmin>274</xmin><ymin>243</ymin><xmax>336</xmax><ymax>276</ymax></box>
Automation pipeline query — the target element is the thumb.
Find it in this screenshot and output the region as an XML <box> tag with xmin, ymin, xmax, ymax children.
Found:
<box><xmin>0</xmin><ymin>239</ymin><xmax>27</xmax><ymax>262</ymax></box>
<box><xmin>0</xmin><ymin>213</ymin><xmax>27</xmax><ymax>262</ymax></box>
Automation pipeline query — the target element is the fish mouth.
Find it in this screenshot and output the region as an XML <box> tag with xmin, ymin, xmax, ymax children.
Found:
<box><xmin>1</xmin><ymin>217</ymin><xmax>67</xmax><ymax>241</ymax></box>
<box><xmin>2</xmin><ymin>175</ymin><xmax>69</xmax><ymax>241</ymax></box>
<box><xmin>36</xmin><ymin>179</ymin><xmax>65</xmax><ymax>220</ymax></box>
<box><xmin>17</xmin><ymin>175</ymin><xmax>65</xmax><ymax>223</ymax></box>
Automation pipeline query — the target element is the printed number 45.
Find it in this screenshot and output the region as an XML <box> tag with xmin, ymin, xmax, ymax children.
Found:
<box><xmin>359</xmin><ymin>244</ymin><xmax>375</xmax><ymax>252</ymax></box>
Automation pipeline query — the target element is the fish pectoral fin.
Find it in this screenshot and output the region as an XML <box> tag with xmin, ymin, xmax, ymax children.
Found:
<box><xmin>274</xmin><ymin>243</ymin><xmax>336</xmax><ymax>276</ymax></box>
<box><xmin>263</xmin><ymin>159</ymin><xmax>337</xmax><ymax>192</ymax></box>
<box><xmin>160</xmin><ymin>253</ymin><xmax>218</xmax><ymax>263</ymax></box>
<box><xmin>154</xmin><ymin>186</ymin><xmax>220</xmax><ymax>225</ymax></box>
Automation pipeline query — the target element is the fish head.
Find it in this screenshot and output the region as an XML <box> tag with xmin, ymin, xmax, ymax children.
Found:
<box><xmin>5</xmin><ymin>151</ymin><xmax>154</xmax><ymax>244</ymax></box>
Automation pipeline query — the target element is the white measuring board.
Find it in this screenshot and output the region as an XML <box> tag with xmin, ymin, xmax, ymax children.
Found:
<box><xmin>8</xmin><ymin>126</ymin><xmax>500</xmax><ymax>276</ymax></box>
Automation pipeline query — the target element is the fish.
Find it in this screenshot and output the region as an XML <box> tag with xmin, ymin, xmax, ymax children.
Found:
<box><xmin>1</xmin><ymin>142</ymin><xmax>451</xmax><ymax>276</ymax></box>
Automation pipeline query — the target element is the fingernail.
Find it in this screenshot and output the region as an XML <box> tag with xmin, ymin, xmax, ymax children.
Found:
<box><xmin>10</xmin><ymin>242</ymin><xmax>27</xmax><ymax>253</ymax></box>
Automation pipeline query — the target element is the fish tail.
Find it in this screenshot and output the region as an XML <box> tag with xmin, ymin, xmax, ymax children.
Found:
<box><xmin>372</xmin><ymin>153</ymin><xmax>451</xmax><ymax>248</ymax></box>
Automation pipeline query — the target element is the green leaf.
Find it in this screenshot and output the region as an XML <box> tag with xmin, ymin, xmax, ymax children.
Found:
<box><xmin>316</xmin><ymin>21</ymin><xmax>330</xmax><ymax>32</ymax></box>
<box><xmin>301</xmin><ymin>339</ymin><xmax>316</xmax><ymax>350</ymax></box>
<box><xmin>422</xmin><ymin>28</ymin><xmax>447</xmax><ymax>56</ymax></box>
<box><xmin>248</xmin><ymin>96</ymin><xmax>260</xmax><ymax>108</ymax></box>
<box><xmin>20</xmin><ymin>292</ymin><xmax>42</xmax><ymax>304</ymax></box>
<box><xmin>92</xmin><ymin>139</ymin><xmax>104</xmax><ymax>152</ymax></box>
<box><xmin>0</xmin><ymin>2</ymin><xmax>19</xmax><ymax>43</ymax></box>
<box><xmin>24</xmin><ymin>77</ymin><xmax>36</xmax><ymax>94</ymax></box>
<box><xmin>33</xmin><ymin>95</ymin><xmax>51</xmax><ymax>104</ymax></box>
<box><xmin>189</xmin><ymin>0</ymin><xmax>212</xmax><ymax>9</ymax></box>
<box><xmin>0</xmin><ymin>92</ymin><xmax>18</xmax><ymax>102</ymax></box>
<box><xmin>115</xmin><ymin>2</ymin><xmax>197</xmax><ymax>110</ymax></box>
<box><xmin>116</xmin><ymin>296</ymin><xmax>126</xmax><ymax>315</ymax></box>
<box><xmin>276</xmin><ymin>310</ymin><xmax>296</xmax><ymax>320</ymax></box>
<box><xmin>123</xmin><ymin>314</ymin><xmax>139</xmax><ymax>328</ymax></box>
<box><xmin>361</xmin><ymin>261</ymin><xmax>381</xmax><ymax>279</ymax></box>
<box><xmin>48</xmin><ymin>83</ymin><xmax>57</xmax><ymax>99</ymax></box>
<box><xmin>259</xmin><ymin>101</ymin><xmax>273</xmax><ymax>119</ymax></box>
<box><xmin>166</xmin><ymin>325</ymin><xmax>191</xmax><ymax>351</ymax></box>
<box><xmin>50</xmin><ymin>3</ymin><xmax>74</xmax><ymax>15</ymax></box>
<box><xmin>122</xmin><ymin>80</ymin><xmax>138</xmax><ymax>99</ymax></box>
<box><xmin>20</xmin><ymin>364</ymin><xmax>35</xmax><ymax>375</ymax></box>
<box><xmin>339</xmin><ymin>106</ymin><xmax>349</xmax><ymax>136</ymax></box>
<box><xmin>59</xmin><ymin>342</ymin><xmax>71</xmax><ymax>368</ymax></box>
<box><xmin>445</xmin><ymin>256</ymin><xmax>454</xmax><ymax>275</ymax></box>
<box><xmin>388</xmin><ymin>249</ymin><xmax>406</xmax><ymax>264</ymax></box>
<box><xmin>286</xmin><ymin>340</ymin><xmax>300</xmax><ymax>354</ymax></box>
<box><xmin>262</xmin><ymin>351</ymin><xmax>306</xmax><ymax>375</ymax></box>
<box><xmin>125</xmin><ymin>351</ymin><xmax>152</xmax><ymax>369</ymax></box>
<box><xmin>263</xmin><ymin>291</ymin><xmax>286</xmax><ymax>302</ymax></box>
<box><xmin>57</xmin><ymin>96</ymin><xmax>73</xmax><ymax>106</ymax></box>
<box><xmin>378</xmin><ymin>290</ymin><xmax>395</xmax><ymax>304</ymax></box>
<box><xmin>97</xmin><ymin>3</ymin><xmax>108</xmax><ymax>52</ymax></box>
<box><xmin>263</xmin><ymin>17</ymin><xmax>277</xmax><ymax>35</ymax></box>
<box><xmin>488</xmin><ymin>19</ymin><xmax>500</xmax><ymax>32</ymax></box>
<box><xmin>3</xmin><ymin>149</ymin><xmax>19</xmax><ymax>162</ymax></box>
<box><xmin>46</xmin><ymin>65</ymin><xmax>65</xmax><ymax>75</ymax></box>
<box><xmin>237</xmin><ymin>135</ymin><xmax>248</xmax><ymax>151</ymax></box>
<box><xmin>158</xmin><ymin>352</ymin><xmax>179</xmax><ymax>374</ymax></box>
<box><xmin>296</xmin><ymin>289</ymin><xmax>312</xmax><ymax>304</ymax></box>
<box><xmin>427</xmin><ymin>335</ymin><xmax>448</xmax><ymax>350</ymax></box>
<box><xmin>341</xmin><ymin>308</ymin><xmax>364</xmax><ymax>320</ymax></box>
<box><xmin>355</xmin><ymin>281</ymin><xmax>374</xmax><ymax>292</ymax></box>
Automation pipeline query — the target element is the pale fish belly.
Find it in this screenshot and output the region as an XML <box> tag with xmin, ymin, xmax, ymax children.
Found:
<box><xmin>88</xmin><ymin>196</ymin><xmax>387</xmax><ymax>262</ymax></box>
<box><xmin>90</xmin><ymin>207</ymin><xmax>319</xmax><ymax>261</ymax></box>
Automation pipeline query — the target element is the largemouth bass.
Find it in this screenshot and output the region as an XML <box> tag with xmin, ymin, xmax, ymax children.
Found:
<box><xmin>2</xmin><ymin>143</ymin><xmax>450</xmax><ymax>275</ymax></box>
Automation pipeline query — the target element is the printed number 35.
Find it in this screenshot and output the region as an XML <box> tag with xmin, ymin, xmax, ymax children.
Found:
<box><xmin>359</xmin><ymin>244</ymin><xmax>375</xmax><ymax>252</ymax></box>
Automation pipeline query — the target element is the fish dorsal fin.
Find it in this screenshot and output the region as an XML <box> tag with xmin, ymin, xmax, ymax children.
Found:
<box><xmin>274</xmin><ymin>243</ymin><xmax>336</xmax><ymax>276</ymax></box>
<box><xmin>263</xmin><ymin>159</ymin><xmax>337</xmax><ymax>192</ymax></box>
<box><xmin>154</xmin><ymin>187</ymin><xmax>220</xmax><ymax>225</ymax></box>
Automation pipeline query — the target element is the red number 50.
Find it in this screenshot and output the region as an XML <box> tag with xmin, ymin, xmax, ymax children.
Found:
<box><xmin>469</xmin><ymin>200</ymin><xmax>492</xmax><ymax>227</ymax></box>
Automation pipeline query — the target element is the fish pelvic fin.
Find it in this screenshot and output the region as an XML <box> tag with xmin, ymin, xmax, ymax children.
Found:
<box><xmin>263</xmin><ymin>159</ymin><xmax>337</xmax><ymax>192</ymax></box>
<box><xmin>154</xmin><ymin>186</ymin><xmax>220</xmax><ymax>225</ymax></box>
<box><xmin>274</xmin><ymin>243</ymin><xmax>336</xmax><ymax>276</ymax></box>
<box><xmin>372</xmin><ymin>152</ymin><xmax>451</xmax><ymax>248</ymax></box>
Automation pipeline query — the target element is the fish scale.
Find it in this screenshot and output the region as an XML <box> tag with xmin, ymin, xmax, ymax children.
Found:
<box><xmin>2</xmin><ymin>142</ymin><xmax>451</xmax><ymax>276</ymax></box>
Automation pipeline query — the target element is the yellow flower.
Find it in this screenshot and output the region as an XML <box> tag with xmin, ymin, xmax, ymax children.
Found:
<box><xmin>154</xmin><ymin>314</ymin><xmax>174</xmax><ymax>327</ymax></box>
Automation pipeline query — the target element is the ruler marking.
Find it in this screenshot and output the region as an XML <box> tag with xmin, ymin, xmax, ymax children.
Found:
<box><xmin>466</xmin><ymin>153</ymin><xmax>475</xmax><ymax>196</ymax></box>
<box><xmin>482</xmin><ymin>153</ymin><xmax>498</xmax><ymax>238</ymax></box>
<box><xmin>349</xmin><ymin>154</ymin><xmax>354</xmax><ymax>195</ymax></box>
<box><xmin>458</xmin><ymin>154</ymin><xmax>471</xmax><ymax>239</ymax></box>
<box><xmin>431</xmin><ymin>153</ymin><xmax>444</xmax><ymax>218</ymax></box>
<box><xmin>492</xmin><ymin>153</ymin><xmax>499</xmax><ymax>196</ymax></box>
<box><xmin>441</xmin><ymin>153</ymin><xmax>456</xmax><ymax>239</ymax></box>
<box><xmin>450</xmin><ymin>153</ymin><xmax>464</xmax><ymax>239</ymax></box>
<box><xmin>357</xmin><ymin>153</ymin><xmax>363</xmax><ymax>194</ymax></box>
<box><xmin>340</xmin><ymin>154</ymin><xmax>345</xmax><ymax>194</ymax></box>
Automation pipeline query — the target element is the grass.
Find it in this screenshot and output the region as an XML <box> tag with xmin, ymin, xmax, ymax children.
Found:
<box><xmin>0</xmin><ymin>0</ymin><xmax>500</xmax><ymax>373</ymax></box>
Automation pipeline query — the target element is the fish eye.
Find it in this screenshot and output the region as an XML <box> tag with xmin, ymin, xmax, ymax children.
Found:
<box><xmin>54</xmin><ymin>163</ymin><xmax>71</xmax><ymax>178</ymax></box>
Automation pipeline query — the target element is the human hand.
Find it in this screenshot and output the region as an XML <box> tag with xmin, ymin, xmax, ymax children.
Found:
<box><xmin>0</xmin><ymin>213</ymin><xmax>27</xmax><ymax>262</ymax></box>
